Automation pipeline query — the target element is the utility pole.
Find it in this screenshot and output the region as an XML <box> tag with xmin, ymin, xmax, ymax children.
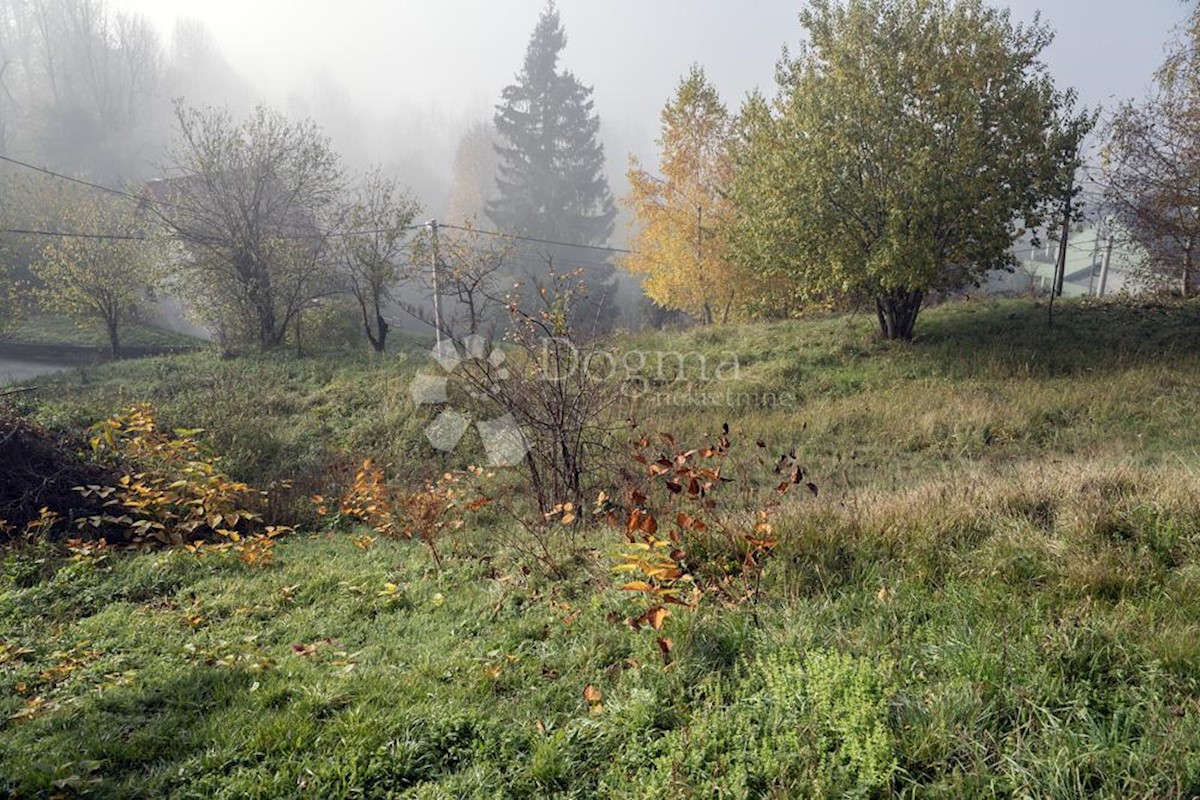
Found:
<box><xmin>1098</xmin><ymin>218</ymin><xmax>1114</xmax><ymax>297</ymax></box>
<box><xmin>1048</xmin><ymin>185</ymin><xmax>1073</xmax><ymax>327</ymax></box>
<box><xmin>1054</xmin><ymin>192</ymin><xmax>1071</xmax><ymax>298</ymax></box>
<box><xmin>429</xmin><ymin>219</ymin><xmax>443</xmax><ymax>349</ymax></box>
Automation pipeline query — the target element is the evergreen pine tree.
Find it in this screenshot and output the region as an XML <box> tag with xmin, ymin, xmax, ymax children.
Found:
<box><xmin>489</xmin><ymin>3</ymin><xmax>618</xmax><ymax>326</ymax></box>
<box><xmin>490</xmin><ymin>3</ymin><xmax>615</xmax><ymax>245</ymax></box>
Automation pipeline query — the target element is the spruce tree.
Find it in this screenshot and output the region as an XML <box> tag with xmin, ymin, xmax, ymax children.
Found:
<box><xmin>490</xmin><ymin>3</ymin><xmax>615</xmax><ymax>245</ymax></box>
<box><xmin>489</xmin><ymin>3</ymin><xmax>618</xmax><ymax>325</ymax></box>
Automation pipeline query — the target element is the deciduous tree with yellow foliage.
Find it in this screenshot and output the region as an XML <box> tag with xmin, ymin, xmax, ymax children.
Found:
<box><xmin>32</xmin><ymin>191</ymin><xmax>160</xmax><ymax>358</ymax></box>
<box><xmin>622</xmin><ymin>66</ymin><xmax>742</xmax><ymax>325</ymax></box>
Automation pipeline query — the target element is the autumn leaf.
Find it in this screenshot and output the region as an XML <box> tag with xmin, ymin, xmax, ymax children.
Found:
<box><xmin>583</xmin><ymin>683</ymin><xmax>603</xmax><ymax>712</ymax></box>
<box><xmin>630</xmin><ymin>605</ymin><xmax>671</xmax><ymax>631</ymax></box>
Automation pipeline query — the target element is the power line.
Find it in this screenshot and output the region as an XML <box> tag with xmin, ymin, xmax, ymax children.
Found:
<box><xmin>0</xmin><ymin>227</ymin><xmax>146</xmax><ymax>241</ymax></box>
<box><xmin>0</xmin><ymin>152</ymin><xmax>425</xmax><ymax>238</ymax></box>
<box><xmin>0</xmin><ymin>153</ymin><xmax>171</xmax><ymax>208</ymax></box>
<box><xmin>0</xmin><ymin>153</ymin><xmax>638</xmax><ymax>255</ymax></box>
<box><xmin>0</xmin><ymin>221</ymin><xmax>427</xmax><ymax>241</ymax></box>
<box><xmin>438</xmin><ymin>222</ymin><xmax>634</xmax><ymax>255</ymax></box>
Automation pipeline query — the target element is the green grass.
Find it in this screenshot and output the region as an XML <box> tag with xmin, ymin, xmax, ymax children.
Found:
<box><xmin>3</xmin><ymin>314</ymin><xmax>203</xmax><ymax>351</ymax></box>
<box><xmin>5</xmin><ymin>296</ymin><xmax>1200</xmax><ymax>797</ymax></box>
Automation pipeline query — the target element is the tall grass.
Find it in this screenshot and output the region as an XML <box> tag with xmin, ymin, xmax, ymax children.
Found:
<box><xmin>3</xmin><ymin>296</ymin><xmax>1200</xmax><ymax>797</ymax></box>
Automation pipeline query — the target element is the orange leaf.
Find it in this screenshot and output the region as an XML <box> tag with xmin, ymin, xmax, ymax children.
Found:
<box><xmin>584</xmin><ymin>684</ymin><xmax>602</xmax><ymax>703</ymax></box>
<box><xmin>632</xmin><ymin>605</ymin><xmax>671</xmax><ymax>631</ymax></box>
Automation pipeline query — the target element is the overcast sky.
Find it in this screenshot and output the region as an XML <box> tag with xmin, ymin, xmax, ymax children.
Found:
<box><xmin>108</xmin><ymin>0</ymin><xmax>1191</xmax><ymax>167</ymax></box>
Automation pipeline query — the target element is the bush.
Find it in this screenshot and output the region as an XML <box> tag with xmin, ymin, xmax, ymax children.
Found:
<box><xmin>639</xmin><ymin>648</ymin><xmax>897</xmax><ymax>797</ymax></box>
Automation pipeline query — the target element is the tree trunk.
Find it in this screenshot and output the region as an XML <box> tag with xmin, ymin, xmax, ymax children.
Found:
<box><xmin>373</xmin><ymin>308</ymin><xmax>389</xmax><ymax>353</ymax></box>
<box><xmin>1183</xmin><ymin>243</ymin><xmax>1195</xmax><ymax>299</ymax></box>
<box><xmin>875</xmin><ymin>288</ymin><xmax>924</xmax><ymax>341</ymax></box>
<box><xmin>358</xmin><ymin>295</ymin><xmax>385</xmax><ymax>353</ymax></box>
<box><xmin>105</xmin><ymin>316</ymin><xmax>121</xmax><ymax>359</ymax></box>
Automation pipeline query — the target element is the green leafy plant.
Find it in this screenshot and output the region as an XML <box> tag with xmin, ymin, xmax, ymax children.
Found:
<box><xmin>609</xmin><ymin>424</ymin><xmax>816</xmax><ymax>631</ymax></box>
<box><xmin>74</xmin><ymin>404</ymin><xmax>288</xmax><ymax>565</ymax></box>
<box><xmin>644</xmin><ymin>648</ymin><xmax>897</xmax><ymax>796</ymax></box>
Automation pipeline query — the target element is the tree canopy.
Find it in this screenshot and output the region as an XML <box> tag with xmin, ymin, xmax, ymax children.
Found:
<box><xmin>156</xmin><ymin>103</ymin><xmax>344</xmax><ymax>349</ymax></box>
<box><xmin>488</xmin><ymin>3</ymin><xmax>615</xmax><ymax>248</ymax></box>
<box><xmin>622</xmin><ymin>66</ymin><xmax>745</xmax><ymax>324</ymax></box>
<box><xmin>727</xmin><ymin>0</ymin><xmax>1089</xmax><ymax>340</ymax></box>
<box><xmin>31</xmin><ymin>190</ymin><xmax>159</xmax><ymax>358</ymax></box>
<box><xmin>336</xmin><ymin>168</ymin><xmax>421</xmax><ymax>353</ymax></box>
<box><xmin>487</xmin><ymin>3</ymin><xmax>619</xmax><ymax>328</ymax></box>
<box><xmin>1104</xmin><ymin>5</ymin><xmax>1200</xmax><ymax>298</ymax></box>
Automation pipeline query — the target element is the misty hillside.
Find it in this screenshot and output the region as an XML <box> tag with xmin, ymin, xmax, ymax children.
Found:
<box><xmin>6</xmin><ymin>0</ymin><xmax>1200</xmax><ymax>797</ymax></box>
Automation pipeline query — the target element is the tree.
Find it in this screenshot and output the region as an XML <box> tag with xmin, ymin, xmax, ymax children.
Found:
<box><xmin>31</xmin><ymin>191</ymin><xmax>158</xmax><ymax>357</ymax></box>
<box><xmin>489</xmin><ymin>3</ymin><xmax>615</xmax><ymax>246</ymax></box>
<box><xmin>445</xmin><ymin>122</ymin><xmax>500</xmax><ymax>226</ymax></box>
<box><xmin>1104</xmin><ymin>7</ymin><xmax>1200</xmax><ymax>298</ymax></box>
<box><xmin>438</xmin><ymin>222</ymin><xmax>515</xmax><ymax>337</ymax></box>
<box><xmin>0</xmin><ymin>169</ymin><xmax>28</xmax><ymax>337</ymax></box>
<box><xmin>0</xmin><ymin>0</ymin><xmax>167</xmax><ymax>182</ymax></box>
<box><xmin>727</xmin><ymin>0</ymin><xmax>1090</xmax><ymax>340</ymax></box>
<box><xmin>488</xmin><ymin>3</ymin><xmax>618</xmax><ymax>327</ymax></box>
<box><xmin>622</xmin><ymin>65</ymin><xmax>740</xmax><ymax>324</ymax></box>
<box><xmin>337</xmin><ymin>168</ymin><xmax>420</xmax><ymax>352</ymax></box>
<box><xmin>157</xmin><ymin>103</ymin><xmax>344</xmax><ymax>349</ymax></box>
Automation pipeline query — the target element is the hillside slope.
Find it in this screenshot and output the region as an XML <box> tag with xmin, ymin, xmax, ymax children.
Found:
<box><xmin>3</xmin><ymin>297</ymin><xmax>1200</xmax><ymax>797</ymax></box>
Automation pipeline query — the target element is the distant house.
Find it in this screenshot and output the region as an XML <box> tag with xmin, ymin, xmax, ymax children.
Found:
<box><xmin>986</xmin><ymin>224</ymin><xmax>1145</xmax><ymax>297</ymax></box>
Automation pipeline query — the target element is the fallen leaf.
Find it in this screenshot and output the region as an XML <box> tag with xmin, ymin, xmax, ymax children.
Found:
<box><xmin>630</xmin><ymin>605</ymin><xmax>671</xmax><ymax>631</ymax></box>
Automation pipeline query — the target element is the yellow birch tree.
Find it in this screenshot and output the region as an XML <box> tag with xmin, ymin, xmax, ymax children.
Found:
<box><xmin>622</xmin><ymin>65</ymin><xmax>741</xmax><ymax>324</ymax></box>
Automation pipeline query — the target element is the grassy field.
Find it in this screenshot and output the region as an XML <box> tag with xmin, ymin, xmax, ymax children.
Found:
<box><xmin>4</xmin><ymin>296</ymin><xmax>1200</xmax><ymax>797</ymax></box>
<box><xmin>3</xmin><ymin>314</ymin><xmax>204</xmax><ymax>352</ymax></box>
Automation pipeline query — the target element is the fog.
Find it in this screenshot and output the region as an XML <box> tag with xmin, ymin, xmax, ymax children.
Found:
<box><xmin>0</xmin><ymin>0</ymin><xmax>1191</xmax><ymax>339</ymax></box>
<box><xmin>11</xmin><ymin>0</ymin><xmax>1189</xmax><ymax>234</ymax></box>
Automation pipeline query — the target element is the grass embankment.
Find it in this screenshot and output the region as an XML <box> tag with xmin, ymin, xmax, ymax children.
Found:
<box><xmin>3</xmin><ymin>314</ymin><xmax>203</xmax><ymax>352</ymax></box>
<box><xmin>4</xmin><ymin>297</ymin><xmax>1200</xmax><ymax>797</ymax></box>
